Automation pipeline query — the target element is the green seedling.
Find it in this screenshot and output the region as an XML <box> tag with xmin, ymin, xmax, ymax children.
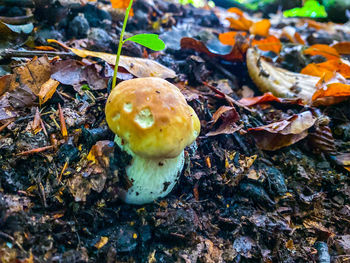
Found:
<box><xmin>111</xmin><ymin>0</ymin><xmax>166</xmax><ymax>90</ymax></box>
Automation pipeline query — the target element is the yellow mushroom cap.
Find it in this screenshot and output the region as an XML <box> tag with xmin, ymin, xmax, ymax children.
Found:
<box><xmin>105</xmin><ymin>77</ymin><xmax>200</xmax><ymax>159</ymax></box>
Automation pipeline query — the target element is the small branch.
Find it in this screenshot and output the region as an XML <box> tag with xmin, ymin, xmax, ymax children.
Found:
<box><xmin>0</xmin><ymin>15</ymin><xmax>33</xmax><ymax>24</ymax></box>
<box><xmin>0</xmin><ymin>49</ymin><xmax>75</xmax><ymax>60</ymax></box>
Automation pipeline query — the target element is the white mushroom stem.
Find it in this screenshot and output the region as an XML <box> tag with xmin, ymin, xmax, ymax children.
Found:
<box><xmin>114</xmin><ymin>135</ymin><xmax>185</xmax><ymax>205</ymax></box>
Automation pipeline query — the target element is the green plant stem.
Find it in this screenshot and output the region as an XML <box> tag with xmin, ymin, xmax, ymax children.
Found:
<box><xmin>111</xmin><ymin>0</ymin><xmax>134</xmax><ymax>90</ymax></box>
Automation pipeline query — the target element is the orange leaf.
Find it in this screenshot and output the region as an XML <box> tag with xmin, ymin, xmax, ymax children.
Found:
<box><xmin>219</xmin><ymin>31</ymin><xmax>247</xmax><ymax>45</ymax></box>
<box><xmin>110</xmin><ymin>0</ymin><xmax>133</xmax><ymax>15</ymax></box>
<box><xmin>226</xmin><ymin>16</ymin><xmax>253</xmax><ymax>31</ymax></box>
<box><xmin>251</xmin><ymin>35</ymin><xmax>282</xmax><ymax>54</ymax></box>
<box><xmin>304</xmin><ymin>44</ymin><xmax>339</xmax><ymax>60</ymax></box>
<box><xmin>332</xmin><ymin>42</ymin><xmax>350</xmax><ymax>55</ymax></box>
<box><xmin>110</xmin><ymin>0</ymin><xmax>129</xmax><ymax>9</ymax></box>
<box><xmin>249</xmin><ymin>19</ymin><xmax>270</xmax><ymax>37</ymax></box>
<box><xmin>294</xmin><ymin>32</ymin><xmax>305</xmax><ymax>45</ymax></box>
<box><xmin>301</xmin><ymin>59</ymin><xmax>350</xmax><ymax>80</ymax></box>
<box><xmin>39</xmin><ymin>78</ymin><xmax>59</xmax><ymax>105</ymax></box>
<box><xmin>313</xmin><ymin>82</ymin><xmax>350</xmax><ymax>101</ymax></box>
<box><xmin>227</xmin><ymin>7</ymin><xmax>244</xmax><ymax>16</ymax></box>
<box><xmin>301</xmin><ymin>63</ymin><xmax>334</xmax><ymax>81</ymax></box>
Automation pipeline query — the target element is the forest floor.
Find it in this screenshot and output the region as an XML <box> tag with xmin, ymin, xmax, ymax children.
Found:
<box><xmin>0</xmin><ymin>0</ymin><xmax>350</xmax><ymax>262</ymax></box>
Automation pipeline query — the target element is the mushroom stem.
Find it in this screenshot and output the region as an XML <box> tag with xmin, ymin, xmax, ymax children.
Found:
<box><xmin>114</xmin><ymin>135</ymin><xmax>185</xmax><ymax>205</ymax></box>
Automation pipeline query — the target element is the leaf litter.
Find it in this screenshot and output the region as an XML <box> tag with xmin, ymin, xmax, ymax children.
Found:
<box><xmin>0</xmin><ymin>0</ymin><xmax>349</xmax><ymax>262</ymax></box>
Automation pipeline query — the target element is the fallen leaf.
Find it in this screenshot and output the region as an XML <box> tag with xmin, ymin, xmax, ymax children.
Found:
<box><xmin>0</xmin><ymin>75</ymin><xmax>13</xmax><ymax>97</ymax></box>
<box><xmin>38</xmin><ymin>78</ymin><xmax>60</xmax><ymax>105</ymax></box>
<box><xmin>249</xmin><ymin>19</ymin><xmax>270</xmax><ymax>37</ymax></box>
<box><xmin>312</xmin><ymin>82</ymin><xmax>350</xmax><ymax>105</ymax></box>
<box><xmin>285</xmin><ymin>240</ymin><xmax>295</xmax><ymax>250</ymax></box>
<box><xmin>239</xmin><ymin>92</ymin><xmax>304</xmax><ymax>106</ymax></box>
<box><xmin>9</xmin><ymin>56</ymin><xmax>52</xmax><ymax>97</ymax></box>
<box><xmin>94</xmin><ymin>236</ymin><xmax>109</xmax><ymax>249</ymax></box>
<box><xmin>0</xmin><ymin>22</ymin><xmax>33</xmax><ymax>38</ymax></box>
<box><xmin>251</xmin><ymin>35</ymin><xmax>282</xmax><ymax>54</ymax></box>
<box><xmin>332</xmin><ymin>42</ymin><xmax>350</xmax><ymax>55</ymax></box>
<box><xmin>227</xmin><ymin>15</ymin><xmax>253</xmax><ymax>31</ymax></box>
<box><xmin>51</xmin><ymin>60</ymin><xmax>107</xmax><ymax>90</ymax></box>
<box><xmin>110</xmin><ymin>0</ymin><xmax>133</xmax><ymax>15</ymax></box>
<box><xmin>301</xmin><ymin>59</ymin><xmax>350</xmax><ymax>80</ymax></box>
<box><xmin>218</xmin><ymin>31</ymin><xmax>247</xmax><ymax>45</ymax></box>
<box><xmin>48</xmin><ymin>39</ymin><xmax>176</xmax><ymax>79</ymax></box>
<box><xmin>304</xmin><ymin>44</ymin><xmax>340</xmax><ymax>60</ymax></box>
<box><xmin>206</xmin><ymin>106</ymin><xmax>241</xmax><ymax>136</ymax></box>
<box><xmin>303</xmin><ymin>219</ymin><xmax>335</xmax><ymax>238</ymax></box>
<box><xmin>181</xmin><ymin>34</ymin><xmax>249</xmax><ymax>62</ymax></box>
<box><xmin>227</xmin><ymin>7</ymin><xmax>244</xmax><ymax>16</ymax></box>
<box><xmin>248</xmin><ymin>111</ymin><xmax>316</xmax><ymax>151</ymax></box>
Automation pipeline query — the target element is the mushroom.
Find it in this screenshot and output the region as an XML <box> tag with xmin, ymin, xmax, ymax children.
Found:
<box><xmin>105</xmin><ymin>77</ymin><xmax>200</xmax><ymax>205</ymax></box>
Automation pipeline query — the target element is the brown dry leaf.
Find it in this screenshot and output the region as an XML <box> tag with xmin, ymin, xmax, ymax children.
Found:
<box><xmin>181</xmin><ymin>35</ymin><xmax>249</xmax><ymax>62</ymax></box>
<box><xmin>68</xmin><ymin>175</ymin><xmax>92</xmax><ymax>202</ymax></box>
<box><xmin>246</xmin><ymin>48</ymin><xmax>319</xmax><ymax>103</ymax></box>
<box><xmin>248</xmin><ymin>111</ymin><xmax>316</xmax><ymax>151</ymax></box>
<box><xmin>38</xmin><ymin>78</ymin><xmax>59</xmax><ymax>105</ymax></box>
<box><xmin>304</xmin><ymin>44</ymin><xmax>340</xmax><ymax>60</ymax></box>
<box><xmin>48</xmin><ymin>39</ymin><xmax>176</xmax><ymax>79</ymax></box>
<box><xmin>206</xmin><ymin>106</ymin><xmax>241</xmax><ymax>136</ymax></box>
<box><xmin>332</xmin><ymin>42</ymin><xmax>350</xmax><ymax>55</ymax></box>
<box><xmin>51</xmin><ymin>60</ymin><xmax>107</xmax><ymax>90</ymax></box>
<box><xmin>9</xmin><ymin>56</ymin><xmax>52</xmax><ymax>96</ymax></box>
<box><xmin>303</xmin><ymin>219</ymin><xmax>335</xmax><ymax>238</ymax></box>
<box><xmin>285</xmin><ymin>240</ymin><xmax>295</xmax><ymax>250</ymax></box>
<box><xmin>251</xmin><ymin>35</ymin><xmax>282</xmax><ymax>54</ymax></box>
<box><xmin>0</xmin><ymin>75</ymin><xmax>13</xmax><ymax>97</ymax></box>
<box><xmin>249</xmin><ymin>19</ymin><xmax>270</xmax><ymax>37</ymax></box>
<box><xmin>239</xmin><ymin>92</ymin><xmax>304</xmax><ymax>106</ymax></box>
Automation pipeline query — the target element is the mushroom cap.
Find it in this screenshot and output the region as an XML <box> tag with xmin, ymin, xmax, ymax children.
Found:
<box><xmin>105</xmin><ymin>77</ymin><xmax>200</xmax><ymax>159</ymax></box>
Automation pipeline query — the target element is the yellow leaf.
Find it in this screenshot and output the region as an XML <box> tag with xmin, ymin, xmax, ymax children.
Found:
<box><xmin>47</xmin><ymin>39</ymin><xmax>176</xmax><ymax>79</ymax></box>
<box><xmin>94</xmin><ymin>236</ymin><xmax>108</xmax><ymax>249</ymax></box>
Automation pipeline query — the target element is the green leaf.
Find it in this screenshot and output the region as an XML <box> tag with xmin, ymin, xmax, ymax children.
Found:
<box><xmin>283</xmin><ymin>0</ymin><xmax>327</xmax><ymax>18</ymax></box>
<box><xmin>124</xmin><ymin>34</ymin><xmax>165</xmax><ymax>51</ymax></box>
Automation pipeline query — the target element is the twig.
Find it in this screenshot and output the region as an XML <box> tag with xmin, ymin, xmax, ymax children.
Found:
<box><xmin>17</xmin><ymin>145</ymin><xmax>54</xmax><ymax>156</ymax></box>
<box><xmin>0</xmin><ymin>15</ymin><xmax>33</xmax><ymax>24</ymax></box>
<box><xmin>202</xmin><ymin>81</ymin><xmax>254</xmax><ymax>112</ymax></box>
<box><xmin>0</xmin><ymin>120</ymin><xmax>12</xmax><ymax>132</ymax></box>
<box><xmin>0</xmin><ymin>49</ymin><xmax>75</xmax><ymax>59</ymax></box>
